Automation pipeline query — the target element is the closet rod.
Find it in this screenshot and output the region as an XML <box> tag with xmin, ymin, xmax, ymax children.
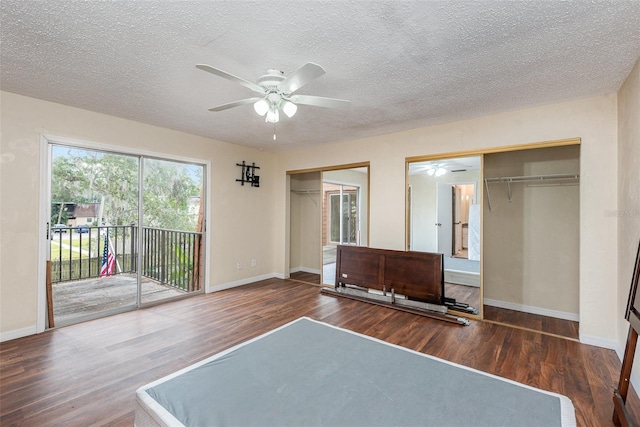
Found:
<box><xmin>290</xmin><ymin>189</ymin><xmax>320</xmax><ymax>206</ymax></box>
<box><xmin>484</xmin><ymin>173</ymin><xmax>579</xmax><ymax>184</ymax></box>
<box><xmin>484</xmin><ymin>173</ymin><xmax>579</xmax><ymax>211</ymax></box>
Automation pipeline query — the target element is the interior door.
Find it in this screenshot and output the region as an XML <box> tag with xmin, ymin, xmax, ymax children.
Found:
<box><xmin>436</xmin><ymin>182</ymin><xmax>454</xmax><ymax>256</ymax></box>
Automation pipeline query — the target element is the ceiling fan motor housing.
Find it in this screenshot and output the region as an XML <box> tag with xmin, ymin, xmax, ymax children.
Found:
<box><xmin>257</xmin><ymin>70</ymin><xmax>286</xmax><ymax>93</ymax></box>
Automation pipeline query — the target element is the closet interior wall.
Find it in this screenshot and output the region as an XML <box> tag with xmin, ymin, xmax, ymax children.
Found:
<box><xmin>483</xmin><ymin>145</ymin><xmax>581</xmax><ymax>321</ymax></box>
<box><xmin>289</xmin><ymin>172</ymin><xmax>322</xmax><ymax>276</ymax></box>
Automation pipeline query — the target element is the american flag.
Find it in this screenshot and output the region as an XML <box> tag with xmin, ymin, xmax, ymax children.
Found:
<box><xmin>100</xmin><ymin>233</ymin><xmax>115</xmax><ymax>276</ymax></box>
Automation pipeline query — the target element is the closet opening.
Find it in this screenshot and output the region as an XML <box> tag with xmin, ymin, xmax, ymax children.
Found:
<box><xmin>482</xmin><ymin>144</ymin><xmax>580</xmax><ymax>339</ymax></box>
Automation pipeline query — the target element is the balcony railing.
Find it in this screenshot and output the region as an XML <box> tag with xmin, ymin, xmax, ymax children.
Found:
<box><xmin>142</xmin><ymin>227</ymin><xmax>202</xmax><ymax>292</ymax></box>
<box><xmin>49</xmin><ymin>225</ymin><xmax>202</xmax><ymax>292</ymax></box>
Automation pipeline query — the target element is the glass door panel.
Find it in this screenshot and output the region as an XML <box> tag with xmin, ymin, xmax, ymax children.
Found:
<box><xmin>49</xmin><ymin>145</ymin><xmax>139</xmax><ymax>327</ymax></box>
<box><xmin>140</xmin><ymin>158</ymin><xmax>205</xmax><ymax>305</ymax></box>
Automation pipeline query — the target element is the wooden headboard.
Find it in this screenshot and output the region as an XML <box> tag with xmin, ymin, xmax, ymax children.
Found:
<box><xmin>625</xmin><ymin>241</ymin><xmax>640</xmax><ymax>335</ymax></box>
<box><xmin>613</xmin><ymin>239</ymin><xmax>640</xmax><ymax>427</ymax></box>
<box><xmin>335</xmin><ymin>245</ymin><xmax>444</xmax><ymax>305</ymax></box>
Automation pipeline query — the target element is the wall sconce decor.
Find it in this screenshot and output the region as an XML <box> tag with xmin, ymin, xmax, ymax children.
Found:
<box><xmin>236</xmin><ymin>161</ymin><xmax>260</xmax><ymax>187</ymax></box>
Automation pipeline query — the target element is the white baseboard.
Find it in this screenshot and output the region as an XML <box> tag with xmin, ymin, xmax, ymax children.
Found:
<box><xmin>206</xmin><ymin>273</ymin><xmax>279</xmax><ymax>293</ymax></box>
<box><xmin>444</xmin><ymin>269</ymin><xmax>480</xmax><ymax>287</ymax></box>
<box><xmin>289</xmin><ymin>266</ymin><xmax>321</xmax><ymax>275</ymax></box>
<box><xmin>579</xmin><ymin>333</ymin><xmax>618</xmax><ymax>350</ymax></box>
<box><xmin>0</xmin><ymin>325</ymin><xmax>38</xmax><ymax>342</ymax></box>
<box><xmin>484</xmin><ymin>298</ymin><xmax>579</xmax><ymax>322</ymax></box>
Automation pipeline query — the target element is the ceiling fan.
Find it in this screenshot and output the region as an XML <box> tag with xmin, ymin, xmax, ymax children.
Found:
<box><xmin>410</xmin><ymin>162</ymin><xmax>449</xmax><ymax>177</ymax></box>
<box><xmin>195</xmin><ymin>62</ymin><xmax>350</xmax><ymax>124</ymax></box>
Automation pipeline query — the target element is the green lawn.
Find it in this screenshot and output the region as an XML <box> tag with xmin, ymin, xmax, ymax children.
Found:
<box><xmin>50</xmin><ymin>231</ymin><xmax>102</xmax><ymax>260</ymax></box>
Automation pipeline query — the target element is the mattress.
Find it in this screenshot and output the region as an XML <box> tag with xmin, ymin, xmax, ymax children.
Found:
<box><xmin>135</xmin><ymin>317</ymin><xmax>575</xmax><ymax>427</ymax></box>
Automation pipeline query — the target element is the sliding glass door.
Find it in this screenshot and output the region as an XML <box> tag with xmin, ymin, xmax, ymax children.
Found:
<box><xmin>47</xmin><ymin>143</ymin><xmax>205</xmax><ymax>327</ymax></box>
<box><xmin>329</xmin><ymin>190</ymin><xmax>358</xmax><ymax>245</ymax></box>
<box><xmin>141</xmin><ymin>158</ymin><xmax>205</xmax><ymax>304</ymax></box>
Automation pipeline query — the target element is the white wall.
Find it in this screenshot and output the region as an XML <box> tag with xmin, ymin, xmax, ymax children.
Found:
<box><xmin>275</xmin><ymin>94</ymin><xmax>618</xmax><ymax>346</ymax></box>
<box><xmin>617</xmin><ymin>58</ymin><xmax>640</xmax><ymax>385</ymax></box>
<box><xmin>0</xmin><ymin>91</ymin><xmax>277</xmax><ymax>338</ymax></box>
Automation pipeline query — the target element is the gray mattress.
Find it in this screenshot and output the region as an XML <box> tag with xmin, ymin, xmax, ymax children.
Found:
<box><xmin>135</xmin><ymin>317</ymin><xmax>575</xmax><ymax>427</ymax></box>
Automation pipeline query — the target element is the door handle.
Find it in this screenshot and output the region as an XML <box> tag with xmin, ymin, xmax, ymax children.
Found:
<box><xmin>435</xmin><ymin>223</ymin><xmax>441</xmax><ymax>226</ymax></box>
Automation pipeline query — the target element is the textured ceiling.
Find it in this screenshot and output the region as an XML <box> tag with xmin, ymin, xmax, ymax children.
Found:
<box><xmin>1</xmin><ymin>1</ymin><xmax>639</xmax><ymax>152</ymax></box>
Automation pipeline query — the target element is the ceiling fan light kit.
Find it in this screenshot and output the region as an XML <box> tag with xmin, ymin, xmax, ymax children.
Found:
<box><xmin>265</xmin><ymin>107</ymin><xmax>279</xmax><ymax>124</ymax></box>
<box><xmin>281</xmin><ymin>100</ymin><xmax>297</xmax><ymax>118</ymax></box>
<box><xmin>426</xmin><ymin>165</ymin><xmax>447</xmax><ymax>177</ymax></box>
<box><xmin>253</xmin><ymin>99</ymin><xmax>269</xmax><ymax>116</ymax></box>
<box><xmin>196</xmin><ymin>62</ymin><xmax>350</xmax><ymax>130</ymax></box>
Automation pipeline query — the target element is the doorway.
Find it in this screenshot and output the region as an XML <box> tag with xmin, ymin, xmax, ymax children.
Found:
<box><xmin>46</xmin><ymin>141</ymin><xmax>206</xmax><ymax>327</ymax></box>
<box><xmin>435</xmin><ymin>183</ymin><xmax>477</xmax><ymax>260</ymax></box>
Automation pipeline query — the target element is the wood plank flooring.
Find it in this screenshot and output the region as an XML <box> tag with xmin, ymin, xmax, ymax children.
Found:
<box><xmin>484</xmin><ymin>304</ymin><xmax>580</xmax><ymax>340</ymax></box>
<box><xmin>289</xmin><ymin>271</ymin><xmax>321</xmax><ymax>285</ymax></box>
<box><xmin>1</xmin><ymin>278</ymin><xmax>638</xmax><ymax>426</ymax></box>
<box><xmin>445</xmin><ymin>282</ymin><xmax>481</xmax><ymax>313</ymax></box>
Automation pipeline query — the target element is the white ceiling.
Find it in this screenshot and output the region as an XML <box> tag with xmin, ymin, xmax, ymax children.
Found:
<box><xmin>1</xmin><ymin>1</ymin><xmax>639</xmax><ymax>152</ymax></box>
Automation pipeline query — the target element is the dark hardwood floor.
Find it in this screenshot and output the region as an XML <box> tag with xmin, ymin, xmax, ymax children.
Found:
<box><xmin>484</xmin><ymin>304</ymin><xmax>580</xmax><ymax>340</ymax></box>
<box><xmin>289</xmin><ymin>271</ymin><xmax>321</xmax><ymax>285</ymax></box>
<box><xmin>445</xmin><ymin>282</ymin><xmax>481</xmax><ymax>314</ymax></box>
<box><xmin>1</xmin><ymin>278</ymin><xmax>638</xmax><ymax>426</ymax></box>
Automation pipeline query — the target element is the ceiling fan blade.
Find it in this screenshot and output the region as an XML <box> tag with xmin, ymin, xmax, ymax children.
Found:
<box><xmin>196</xmin><ymin>64</ymin><xmax>265</xmax><ymax>94</ymax></box>
<box><xmin>208</xmin><ymin>97</ymin><xmax>262</xmax><ymax>112</ymax></box>
<box><xmin>279</xmin><ymin>63</ymin><xmax>326</xmax><ymax>94</ymax></box>
<box><xmin>288</xmin><ymin>94</ymin><xmax>351</xmax><ymax>110</ymax></box>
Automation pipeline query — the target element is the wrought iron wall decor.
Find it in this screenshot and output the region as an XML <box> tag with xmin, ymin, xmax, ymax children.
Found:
<box><xmin>236</xmin><ymin>161</ymin><xmax>260</xmax><ymax>187</ymax></box>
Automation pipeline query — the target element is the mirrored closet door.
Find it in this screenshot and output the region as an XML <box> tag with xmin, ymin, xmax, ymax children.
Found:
<box><xmin>407</xmin><ymin>155</ymin><xmax>482</xmax><ymax>316</ymax></box>
<box><xmin>288</xmin><ymin>164</ymin><xmax>369</xmax><ymax>287</ymax></box>
<box><xmin>322</xmin><ymin>167</ymin><xmax>369</xmax><ymax>286</ymax></box>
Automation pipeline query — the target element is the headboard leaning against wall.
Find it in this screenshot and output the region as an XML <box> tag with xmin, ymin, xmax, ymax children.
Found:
<box><xmin>613</xmin><ymin>239</ymin><xmax>640</xmax><ymax>427</ymax></box>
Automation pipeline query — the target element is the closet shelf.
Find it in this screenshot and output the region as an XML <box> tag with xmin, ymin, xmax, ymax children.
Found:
<box><xmin>290</xmin><ymin>189</ymin><xmax>321</xmax><ymax>193</ymax></box>
<box><xmin>290</xmin><ymin>189</ymin><xmax>320</xmax><ymax>206</ymax></box>
<box><xmin>484</xmin><ymin>173</ymin><xmax>579</xmax><ymax>184</ymax></box>
<box><xmin>484</xmin><ymin>173</ymin><xmax>580</xmax><ymax>211</ymax></box>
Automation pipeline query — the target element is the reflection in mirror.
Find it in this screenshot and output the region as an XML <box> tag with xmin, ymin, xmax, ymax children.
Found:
<box><xmin>322</xmin><ymin>167</ymin><xmax>369</xmax><ymax>286</ymax></box>
<box><xmin>408</xmin><ymin>156</ymin><xmax>481</xmax><ymax>315</ymax></box>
